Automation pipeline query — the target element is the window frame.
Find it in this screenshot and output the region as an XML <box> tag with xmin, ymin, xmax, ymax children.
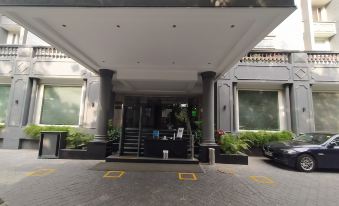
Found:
<box><xmin>312</xmin><ymin>90</ymin><xmax>339</xmax><ymax>132</ymax></box>
<box><xmin>0</xmin><ymin>83</ymin><xmax>11</xmax><ymax>125</ymax></box>
<box><xmin>236</xmin><ymin>89</ymin><xmax>286</xmax><ymax>132</ymax></box>
<box><xmin>35</xmin><ymin>84</ymin><xmax>86</xmax><ymax>126</ymax></box>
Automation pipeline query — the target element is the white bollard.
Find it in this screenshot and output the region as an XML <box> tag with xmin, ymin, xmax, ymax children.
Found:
<box><xmin>163</xmin><ymin>150</ymin><xmax>169</xmax><ymax>160</ymax></box>
<box><xmin>209</xmin><ymin>148</ymin><xmax>215</xmax><ymax>165</ymax></box>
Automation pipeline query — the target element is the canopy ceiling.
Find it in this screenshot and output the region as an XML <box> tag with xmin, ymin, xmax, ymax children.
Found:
<box><xmin>0</xmin><ymin>1</ymin><xmax>295</xmax><ymax>94</ymax></box>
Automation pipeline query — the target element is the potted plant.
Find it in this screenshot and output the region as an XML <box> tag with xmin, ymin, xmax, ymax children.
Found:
<box><xmin>217</xmin><ymin>133</ymin><xmax>250</xmax><ymax>165</ymax></box>
<box><xmin>107</xmin><ymin>120</ymin><xmax>121</xmax><ymax>152</ymax></box>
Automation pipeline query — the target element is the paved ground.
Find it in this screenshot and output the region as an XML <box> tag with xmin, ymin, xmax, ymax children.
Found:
<box><xmin>0</xmin><ymin>150</ymin><xmax>339</xmax><ymax>206</ymax></box>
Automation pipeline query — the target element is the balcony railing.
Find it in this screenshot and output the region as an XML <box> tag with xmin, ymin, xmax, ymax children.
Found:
<box><xmin>0</xmin><ymin>45</ymin><xmax>338</xmax><ymax>65</ymax></box>
<box><xmin>0</xmin><ymin>46</ymin><xmax>18</xmax><ymax>58</ymax></box>
<box><xmin>313</xmin><ymin>21</ymin><xmax>336</xmax><ymax>38</ymax></box>
<box><xmin>33</xmin><ymin>47</ymin><xmax>69</xmax><ymax>59</ymax></box>
<box><xmin>308</xmin><ymin>53</ymin><xmax>339</xmax><ymax>64</ymax></box>
<box><xmin>240</xmin><ymin>52</ymin><xmax>290</xmax><ymax>64</ymax></box>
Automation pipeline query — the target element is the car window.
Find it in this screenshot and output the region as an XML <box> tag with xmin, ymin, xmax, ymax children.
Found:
<box><xmin>333</xmin><ymin>138</ymin><xmax>339</xmax><ymax>146</ymax></box>
<box><xmin>294</xmin><ymin>133</ymin><xmax>333</xmax><ymax>144</ymax></box>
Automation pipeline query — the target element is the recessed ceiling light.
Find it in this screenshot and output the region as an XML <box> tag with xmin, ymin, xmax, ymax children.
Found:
<box><xmin>62</xmin><ymin>24</ymin><xmax>67</xmax><ymax>28</ymax></box>
<box><xmin>116</xmin><ymin>25</ymin><xmax>121</xmax><ymax>28</ymax></box>
<box><xmin>172</xmin><ymin>25</ymin><xmax>177</xmax><ymax>28</ymax></box>
<box><xmin>230</xmin><ymin>25</ymin><xmax>235</xmax><ymax>28</ymax></box>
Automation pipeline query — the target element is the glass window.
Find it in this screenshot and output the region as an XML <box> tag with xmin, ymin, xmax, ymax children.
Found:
<box><xmin>238</xmin><ymin>90</ymin><xmax>279</xmax><ymax>130</ymax></box>
<box><xmin>0</xmin><ymin>85</ymin><xmax>10</xmax><ymax>123</ymax></box>
<box><xmin>294</xmin><ymin>133</ymin><xmax>333</xmax><ymax>144</ymax></box>
<box><xmin>40</xmin><ymin>86</ymin><xmax>82</xmax><ymax>125</ymax></box>
<box><xmin>333</xmin><ymin>137</ymin><xmax>339</xmax><ymax>147</ymax></box>
<box><xmin>313</xmin><ymin>92</ymin><xmax>339</xmax><ymax>132</ymax></box>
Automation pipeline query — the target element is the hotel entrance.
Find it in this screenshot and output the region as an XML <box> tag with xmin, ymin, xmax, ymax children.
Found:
<box><xmin>116</xmin><ymin>96</ymin><xmax>200</xmax><ymax>162</ymax></box>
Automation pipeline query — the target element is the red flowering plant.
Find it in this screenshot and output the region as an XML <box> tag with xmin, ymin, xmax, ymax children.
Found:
<box><xmin>215</xmin><ymin>129</ymin><xmax>225</xmax><ymax>144</ymax></box>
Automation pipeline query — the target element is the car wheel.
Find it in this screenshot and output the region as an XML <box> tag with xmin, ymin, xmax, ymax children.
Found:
<box><xmin>296</xmin><ymin>154</ymin><xmax>316</xmax><ymax>172</ymax></box>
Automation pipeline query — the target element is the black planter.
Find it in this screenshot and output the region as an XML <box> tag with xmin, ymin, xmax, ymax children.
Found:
<box><xmin>244</xmin><ymin>147</ymin><xmax>263</xmax><ymax>156</ymax></box>
<box><xmin>0</xmin><ymin>138</ymin><xmax>3</xmax><ymax>149</ymax></box>
<box><xmin>112</xmin><ymin>143</ymin><xmax>119</xmax><ymax>152</ymax></box>
<box><xmin>19</xmin><ymin>138</ymin><xmax>39</xmax><ymax>150</ymax></box>
<box><xmin>216</xmin><ymin>152</ymin><xmax>248</xmax><ymax>165</ymax></box>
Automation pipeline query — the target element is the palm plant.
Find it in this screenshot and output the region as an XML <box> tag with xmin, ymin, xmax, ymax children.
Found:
<box><xmin>219</xmin><ymin>134</ymin><xmax>251</xmax><ymax>154</ymax></box>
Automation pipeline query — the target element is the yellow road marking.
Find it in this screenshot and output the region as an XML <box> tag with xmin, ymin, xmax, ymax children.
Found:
<box><xmin>103</xmin><ymin>171</ymin><xmax>125</xmax><ymax>179</ymax></box>
<box><xmin>217</xmin><ymin>168</ymin><xmax>235</xmax><ymax>175</ymax></box>
<box><xmin>249</xmin><ymin>176</ymin><xmax>275</xmax><ymax>185</ymax></box>
<box><xmin>178</xmin><ymin>173</ymin><xmax>198</xmax><ymax>181</ymax></box>
<box><xmin>26</xmin><ymin>169</ymin><xmax>56</xmax><ymax>177</ymax></box>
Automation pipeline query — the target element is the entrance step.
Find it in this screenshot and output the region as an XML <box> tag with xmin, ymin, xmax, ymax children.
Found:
<box><xmin>106</xmin><ymin>155</ymin><xmax>199</xmax><ymax>164</ymax></box>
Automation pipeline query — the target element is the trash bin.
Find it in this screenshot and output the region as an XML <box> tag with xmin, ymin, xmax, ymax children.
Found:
<box><xmin>38</xmin><ymin>131</ymin><xmax>68</xmax><ymax>159</ymax></box>
<box><xmin>163</xmin><ymin>150</ymin><xmax>169</xmax><ymax>159</ymax></box>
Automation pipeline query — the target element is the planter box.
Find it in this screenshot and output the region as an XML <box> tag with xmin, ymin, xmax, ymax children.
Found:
<box><xmin>194</xmin><ymin>145</ymin><xmax>200</xmax><ymax>155</ymax></box>
<box><xmin>0</xmin><ymin>138</ymin><xmax>3</xmax><ymax>149</ymax></box>
<box><xmin>39</xmin><ymin>131</ymin><xmax>67</xmax><ymax>159</ymax></box>
<box><xmin>59</xmin><ymin>149</ymin><xmax>88</xmax><ymax>159</ymax></box>
<box><xmin>112</xmin><ymin>143</ymin><xmax>119</xmax><ymax>152</ymax></box>
<box><xmin>216</xmin><ymin>153</ymin><xmax>248</xmax><ymax>165</ymax></box>
<box><xmin>19</xmin><ymin>138</ymin><xmax>39</xmax><ymax>150</ymax></box>
<box><xmin>245</xmin><ymin>147</ymin><xmax>263</xmax><ymax>156</ymax></box>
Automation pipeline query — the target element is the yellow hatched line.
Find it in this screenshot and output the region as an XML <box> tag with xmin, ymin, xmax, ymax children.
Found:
<box><xmin>178</xmin><ymin>173</ymin><xmax>198</xmax><ymax>181</ymax></box>
<box><xmin>103</xmin><ymin>171</ymin><xmax>125</xmax><ymax>179</ymax></box>
<box><xmin>249</xmin><ymin>176</ymin><xmax>275</xmax><ymax>185</ymax></box>
<box><xmin>217</xmin><ymin>168</ymin><xmax>235</xmax><ymax>175</ymax></box>
<box><xmin>26</xmin><ymin>168</ymin><xmax>56</xmax><ymax>177</ymax></box>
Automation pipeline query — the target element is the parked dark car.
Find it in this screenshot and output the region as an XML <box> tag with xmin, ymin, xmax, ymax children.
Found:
<box><xmin>263</xmin><ymin>133</ymin><xmax>339</xmax><ymax>172</ymax></box>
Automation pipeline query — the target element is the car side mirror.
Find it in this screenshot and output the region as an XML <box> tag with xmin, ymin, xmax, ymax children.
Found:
<box><xmin>327</xmin><ymin>142</ymin><xmax>336</xmax><ymax>149</ymax></box>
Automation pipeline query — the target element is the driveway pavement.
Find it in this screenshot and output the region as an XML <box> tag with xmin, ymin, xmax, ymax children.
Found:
<box><xmin>0</xmin><ymin>149</ymin><xmax>338</xmax><ymax>206</ymax></box>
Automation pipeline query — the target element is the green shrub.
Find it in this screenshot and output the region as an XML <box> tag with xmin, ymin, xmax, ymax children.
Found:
<box><xmin>24</xmin><ymin>125</ymin><xmax>94</xmax><ymax>149</ymax></box>
<box><xmin>24</xmin><ymin>124</ymin><xmax>70</xmax><ymax>140</ymax></box>
<box><xmin>239</xmin><ymin>130</ymin><xmax>293</xmax><ymax>148</ymax></box>
<box><xmin>108</xmin><ymin>120</ymin><xmax>121</xmax><ymax>142</ymax></box>
<box><xmin>0</xmin><ymin>124</ymin><xmax>4</xmax><ymax>130</ymax></box>
<box><xmin>66</xmin><ymin>128</ymin><xmax>94</xmax><ymax>149</ymax></box>
<box><xmin>219</xmin><ymin>133</ymin><xmax>251</xmax><ymax>154</ymax></box>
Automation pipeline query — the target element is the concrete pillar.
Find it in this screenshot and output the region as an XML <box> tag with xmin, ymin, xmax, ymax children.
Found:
<box><xmin>27</xmin><ymin>78</ymin><xmax>39</xmax><ymax>124</ymax></box>
<box><xmin>199</xmin><ymin>71</ymin><xmax>220</xmax><ymax>162</ymax></box>
<box><xmin>301</xmin><ymin>0</ymin><xmax>315</xmax><ymax>50</ymax></box>
<box><xmin>201</xmin><ymin>71</ymin><xmax>217</xmax><ymax>146</ymax></box>
<box><xmin>78</xmin><ymin>79</ymin><xmax>87</xmax><ymax>127</ymax></box>
<box><xmin>94</xmin><ymin>69</ymin><xmax>114</xmax><ymax>142</ymax></box>
<box><xmin>233</xmin><ymin>82</ymin><xmax>239</xmax><ymax>132</ymax></box>
<box><xmin>284</xmin><ymin>84</ymin><xmax>292</xmax><ymax>131</ymax></box>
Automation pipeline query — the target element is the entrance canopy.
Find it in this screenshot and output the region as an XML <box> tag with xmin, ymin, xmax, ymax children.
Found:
<box><xmin>0</xmin><ymin>0</ymin><xmax>295</xmax><ymax>94</ymax></box>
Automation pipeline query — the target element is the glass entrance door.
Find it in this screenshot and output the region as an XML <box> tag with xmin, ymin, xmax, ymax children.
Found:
<box><xmin>121</xmin><ymin>96</ymin><xmax>200</xmax><ymax>158</ymax></box>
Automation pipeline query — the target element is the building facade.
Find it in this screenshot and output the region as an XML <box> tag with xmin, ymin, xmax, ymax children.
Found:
<box><xmin>0</xmin><ymin>0</ymin><xmax>337</xmax><ymax>161</ymax></box>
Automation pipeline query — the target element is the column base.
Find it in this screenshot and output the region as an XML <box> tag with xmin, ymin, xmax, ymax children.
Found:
<box><xmin>199</xmin><ymin>144</ymin><xmax>220</xmax><ymax>163</ymax></box>
<box><xmin>87</xmin><ymin>141</ymin><xmax>108</xmax><ymax>159</ymax></box>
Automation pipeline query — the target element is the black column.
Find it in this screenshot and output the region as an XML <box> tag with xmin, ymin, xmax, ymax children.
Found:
<box><xmin>94</xmin><ymin>69</ymin><xmax>114</xmax><ymax>142</ymax></box>
<box><xmin>199</xmin><ymin>71</ymin><xmax>220</xmax><ymax>162</ymax></box>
